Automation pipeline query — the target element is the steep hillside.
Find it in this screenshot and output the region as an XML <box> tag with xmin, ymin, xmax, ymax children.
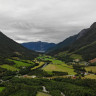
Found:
<box><xmin>46</xmin><ymin>34</ymin><xmax>78</xmax><ymax>55</ymax></box>
<box><xmin>47</xmin><ymin>22</ymin><xmax>96</xmax><ymax>61</ymax></box>
<box><xmin>0</xmin><ymin>31</ymin><xmax>38</xmax><ymax>59</ymax></box>
<box><xmin>69</xmin><ymin>22</ymin><xmax>96</xmax><ymax>60</ymax></box>
<box><xmin>22</xmin><ymin>41</ymin><xmax>56</xmax><ymax>52</ymax></box>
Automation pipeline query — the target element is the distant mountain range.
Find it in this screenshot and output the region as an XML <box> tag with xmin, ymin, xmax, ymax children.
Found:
<box><xmin>46</xmin><ymin>22</ymin><xmax>96</xmax><ymax>61</ymax></box>
<box><xmin>21</xmin><ymin>41</ymin><xmax>56</xmax><ymax>52</ymax></box>
<box><xmin>0</xmin><ymin>31</ymin><xmax>38</xmax><ymax>59</ymax></box>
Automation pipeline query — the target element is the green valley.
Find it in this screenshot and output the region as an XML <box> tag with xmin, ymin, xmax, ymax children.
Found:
<box><xmin>0</xmin><ymin>22</ymin><xmax>96</xmax><ymax>96</ymax></box>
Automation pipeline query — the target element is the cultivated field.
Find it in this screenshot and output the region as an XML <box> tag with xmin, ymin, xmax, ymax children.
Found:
<box><xmin>84</xmin><ymin>74</ymin><xmax>96</xmax><ymax>79</ymax></box>
<box><xmin>85</xmin><ymin>66</ymin><xmax>96</xmax><ymax>73</ymax></box>
<box><xmin>31</xmin><ymin>62</ymin><xmax>45</xmax><ymax>70</ymax></box>
<box><xmin>43</xmin><ymin>64</ymin><xmax>76</xmax><ymax>75</ymax></box>
<box><xmin>0</xmin><ymin>64</ymin><xmax>19</xmax><ymax>71</ymax></box>
<box><xmin>38</xmin><ymin>56</ymin><xmax>76</xmax><ymax>75</ymax></box>
<box><xmin>11</xmin><ymin>60</ymin><xmax>32</xmax><ymax>67</ymax></box>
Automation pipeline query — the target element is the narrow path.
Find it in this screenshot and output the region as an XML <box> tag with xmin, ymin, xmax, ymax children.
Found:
<box><xmin>42</xmin><ymin>86</ymin><xmax>49</xmax><ymax>93</ymax></box>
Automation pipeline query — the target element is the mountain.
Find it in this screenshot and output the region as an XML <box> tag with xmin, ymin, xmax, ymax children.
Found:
<box><xmin>21</xmin><ymin>41</ymin><xmax>56</xmax><ymax>52</ymax></box>
<box><xmin>0</xmin><ymin>31</ymin><xmax>38</xmax><ymax>59</ymax></box>
<box><xmin>46</xmin><ymin>34</ymin><xmax>78</xmax><ymax>55</ymax></box>
<box><xmin>68</xmin><ymin>22</ymin><xmax>96</xmax><ymax>60</ymax></box>
<box><xmin>47</xmin><ymin>22</ymin><xmax>96</xmax><ymax>61</ymax></box>
<box><xmin>46</xmin><ymin>29</ymin><xmax>88</xmax><ymax>55</ymax></box>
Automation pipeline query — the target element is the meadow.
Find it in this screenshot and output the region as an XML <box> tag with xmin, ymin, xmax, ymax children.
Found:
<box><xmin>41</xmin><ymin>56</ymin><xmax>76</xmax><ymax>75</ymax></box>
<box><xmin>85</xmin><ymin>66</ymin><xmax>96</xmax><ymax>73</ymax></box>
<box><xmin>84</xmin><ymin>74</ymin><xmax>96</xmax><ymax>79</ymax></box>
<box><xmin>0</xmin><ymin>87</ymin><xmax>5</xmax><ymax>92</ymax></box>
<box><xmin>11</xmin><ymin>60</ymin><xmax>32</xmax><ymax>68</ymax></box>
<box><xmin>31</xmin><ymin>62</ymin><xmax>45</xmax><ymax>70</ymax></box>
<box><xmin>43</xmin><ymin>64</ymin><xmax>76</xmax><ymax>75</ymax></box>
<box><xmin>70</xmin><ymin>54</ymin><xmax>83</xmax><ymax>60</ymax></box>
<box><xmin>0</xmin><ymin>64</ymin><xmax>19</xmax><ymax>71</ymax></box>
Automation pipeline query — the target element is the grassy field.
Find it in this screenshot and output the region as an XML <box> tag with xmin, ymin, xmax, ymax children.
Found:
<box><xmin>70</xmin><ymin>54</ymin><xmax>83</xmax><ymax>60</ymax></box>
<box><xmin>38</xmin><ymin>56</ymin><xmax>76</xmax><ymax>75</ymax></box>
<box><xmin>0</xmin><ymin>87</ymin><xmax>5</xmax><ymax>92</ymax></box>
<box><xmin>31</xmin><ymin>62</ymin><xmax>45</xmax><ymax>70</ymax></box>
<box><xmin>84</xmin><ymin>74</ymin><xmax>96</xmax><ymax>79</ymax></box>
<box><xmin>43</xmin><ymin>63</ymin><xmax>76</xmax><ymax>75</ymax></box>
<box><xmin>11</xmin><ymin>60</ymin><xmax>32</xmax><ymax>68</ymax></box>
<box><xmin>85</xmin><ymin>66</ymin><xmax>96</xmax><ymax>73</ymax></box>
<box><xmin>36</xmin><ymin>92</ymin><xmax>51</xmax><ymax>96</ymax></box>
<box><xmin>0</xmin><ymin>64</ymin><xmax>19</xmax><ymax>71</ymax></box>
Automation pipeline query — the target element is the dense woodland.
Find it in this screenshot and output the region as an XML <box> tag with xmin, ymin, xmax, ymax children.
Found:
<box><xmin>0</xmin><ymin>77</ymin><xmax>96</xmax><ymax>96</ymax></box>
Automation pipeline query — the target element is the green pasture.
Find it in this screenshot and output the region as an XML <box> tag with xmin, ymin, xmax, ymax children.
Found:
<box><xmin>85</xmin><ymin>66</ymin><xmax>96</xmax><ymax>73</ymax></box>
<box><xmin>0</xmin><ymin>87</ymin><xmax>5</xmax><ymax>92</ymax></box>
<box><xmin>0</xmin><ymin>64</ymin><xmax>19</xmax><ymax>71</ymax></box>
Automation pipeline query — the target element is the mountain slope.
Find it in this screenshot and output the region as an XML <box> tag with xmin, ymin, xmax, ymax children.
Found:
<box><xmin>47</xmin><ymin>22</ymin><xmax>96</xmax><ymax>61</ymax></box>
<box><xmin>21</xmin><ymin>41</ymin><xmax>56</xmax><ymax>52</ymax></box>
<box><xmin>46</xmin><ymin>34</ymin><xmax>78</xmax><ymax>55</ymax></box>
<box><xmin>69</xmin><ymin>23</ymin><xmax>96</xmax><ymax>52</ymax></box>
<box><xmin>69</xmin><ymin>22</ymin><xmax>96</xmax><ymax>60</ymax></box>
<box><xmin>0</xmin><ymin>31</ymin><xmax>38</xmax><ymax>59</ymax></box>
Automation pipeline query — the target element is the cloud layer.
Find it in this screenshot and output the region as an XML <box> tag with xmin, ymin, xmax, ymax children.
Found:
<box><xmin>0</xmin><ymin>0</ymin><xmax>96</xmax><ymax>43</ymax></box>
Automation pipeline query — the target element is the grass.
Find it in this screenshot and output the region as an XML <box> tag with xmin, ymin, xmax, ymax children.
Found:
<box><xmin>85</xmin><ymin>66</ymin><xmax>96</xmax><ymax>73</ymax></box>
<box><xmin>51</xmin><ymin>60</ymin><xmax>64</xmax><ymax>64</ymax></box>
<box><xmin>43</xmin><ymin>63</ymin><xmax>76</xmax><ymax>75</ymax></box>
<box><xmin>9</xmin><ymin>59</ymin><xmax>32</xmax><ymax>68</ymax></box>
<box><xmin>84</xmin><ymin>74</ymin><xmax>96</xmax><ymax>79</ymax></box>
<box><xmin>31</xmin><ymin>62</ymin><xmax>45</xmax><ymax>70</ymax></box>
<box><xmin>38</xmin><ymin>56</ymin><xmax>76</xmax><ymax>75</ymax></box>
<box><xmin>0</xmin><ymin>87</ymin><xmax>5</xmax><ymax>92</ymax></box>
<box><xmin>0</xmin><ymin>64</ymin><xmax>19</xmax><ymax>71</ymax></box>
<box><xmin>36</xmin><ymin>92</ymin><xmax>51</xmax><ymax>96</ymax></box>
<box><xmin>70</xmin><ymin>54</ymin><xmax>83</xmax><ymax>60</ymax></box>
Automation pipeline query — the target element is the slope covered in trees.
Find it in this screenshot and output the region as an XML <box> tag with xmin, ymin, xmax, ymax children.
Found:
<box><xmin>47</xmin><ymin>22</ymin><xmax>96</xmax><ymax>61</ymax></box>
<box><xmin>0</xmin><ymin>31</ymin><xmax>38</xmax><ymax>59</ymax></box>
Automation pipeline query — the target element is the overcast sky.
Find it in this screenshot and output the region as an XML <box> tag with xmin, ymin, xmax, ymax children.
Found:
<box><xmin>0</xmin><ymin>0</ymin><xmax>96</xmax><ymax>43</ymax></box>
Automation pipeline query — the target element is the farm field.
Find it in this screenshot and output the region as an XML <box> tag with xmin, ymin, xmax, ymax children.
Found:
<box><xmin>36</xmin><ymin>92</ymin><xmax>51</xmax><ymax>96</ymax></box>
<box><xmin>31</xmin><ymin>62</ymin><xmax>45</xmax><ymax>70</ymax></box>
<box><xmin>85</xmin><ymin>66</ymin><xmax>96</xmax><ymax>73</ymax></box>
<box><xmin>0</xmin><ymin>64</ymin><xmax>19</xmax><ymax>71</ymax></box>
<box><xmin>0</xmin><ymin>87</ymin><xmax>5</xmax><ymax>92</ymax></box>
<box><xmin>84</xmin><ymin>74</ymin><xmax>96</xmax><ymax>79</ymax></box>
<box><xmin>43</xmin><ymin>63</ymin><xmax>76</xmax><ymax>75</ymax></box>
<box><xmin>11</xmin><ymin>60</ymin><xmax>32</xmax><ymax>68</ymax></box>
<box><xmin>38</xmin><ymin>56</ymin><xmax>76</xmax><ymax>75</ymax></box>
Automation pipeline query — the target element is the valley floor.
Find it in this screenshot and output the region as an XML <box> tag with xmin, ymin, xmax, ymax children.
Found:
<box><xmin>0</xmin><ymin>55</ymin><xmax>96</xmax><ymax>96</ymax></box>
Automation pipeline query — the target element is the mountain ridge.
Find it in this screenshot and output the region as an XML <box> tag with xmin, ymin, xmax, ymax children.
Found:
<box><xmin>0</xmin><ymin>31</ymin><xmax>38</xmax><ymax>59</ymax></box>
<box><xmin>46</xmin><ymin>22</ymin><xmax>96</xmax><ymax>61</ymax></box>
<box><xmin>21</xmin><ymin>41</ymin><xmax>56</xmax><ymax>52</ymax></box>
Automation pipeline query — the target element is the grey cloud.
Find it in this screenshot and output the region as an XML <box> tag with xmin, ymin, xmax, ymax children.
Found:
<box><xmin>0</xmin><ymin>0</ymin><xmax>96</xmax><ymax>43</ymax></box>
